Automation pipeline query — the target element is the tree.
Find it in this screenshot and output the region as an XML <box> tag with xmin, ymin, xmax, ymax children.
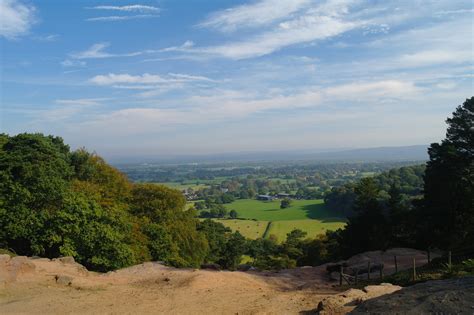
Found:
<box><xmin>229</xmin><ymin>209</ymin><xmax>238</xmax><ymax>219</ymax></box>
<box><xmin>280</xmin><ymin>198</ymin><xmax>291</xmax><ymax>209</ymax></box>
<box><xmin>338</xmin><ymin>178</ymin><xmax>388</xmax><ymax>256</ymax></box>
<box><xmin>418</xmin><ymin>97</ymin><xmax>474</xmax><ymax>249</ymax></box>
<box><xmin>219</xmin><ymin>231</ymin><xmax>247</xmax><ymax>270</ymax></box>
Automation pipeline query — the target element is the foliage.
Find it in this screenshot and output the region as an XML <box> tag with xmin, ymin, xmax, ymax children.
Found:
<box><xmin>197</xmin><ymin>219</ymin><xmax>246</xmax><ymax>269</ymax></box>
<box><xmin>0</xmin><ymin>133</ymin><xmax>210</xmax><ymax>271</ymax></box>
<box><xmin>417</xmin><ymin>97</ymin><xmax>473</xmax><ymax>250</ymax></box>
<box><xmin>280</xmin><ymin>198</ymin><xmax>291</xmax><ymax>209</ymax></box>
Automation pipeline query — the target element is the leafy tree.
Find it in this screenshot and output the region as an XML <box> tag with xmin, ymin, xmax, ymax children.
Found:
<box><xmin>219</xmin><ymin>231</ymin><xmax>247</xmax><ymax>269</ymax></box>
<box><xmin>280</xmin><ymin>198</ymin><xmax>291</xmax><ymax>209</ymax></box>
<box><xmin>229</xmin><ymin>209</ymin><xmax>238</xmax><ymax>219</ymax></box>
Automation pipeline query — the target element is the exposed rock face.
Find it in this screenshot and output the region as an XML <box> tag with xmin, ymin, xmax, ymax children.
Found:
<box><xmin>56</xmin><ymin>256</ymin><xmax>75</xmax><ymax>264</ymax></box>
<box><xmin>55</xmin><ymin>275</ymin><xmax>74</xmax><ymax>286</ymax></box>
<box><xmin>316</xmin><ymin>283</ymin><xmax>402</xmax><ymax>315</ymax></box>
<box><xmin>0</xmin><ymin>256</ymin><xmax>36</xmax><ymax>284</ymax></box>
<box><xmin>350</xmin><ymin>276</ymin><xmax>474</xmax><ymax>314</ymax></box>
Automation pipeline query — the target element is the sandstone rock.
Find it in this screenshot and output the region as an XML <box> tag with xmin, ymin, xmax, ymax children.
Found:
<box><xmin>55</xmin><ymin>275</ymin><xmax>74</xmax><ymax>286</ymax></box>
<box><xmin>58</xmin><ymin>256</ymin><xmax>75</xmax><ymax>264</ymax></box>
<box><xmin>0</xmin><ymin>254</ymin><xmax>12</xmax><ymax>262</ymax></box>
<box><xmin>350</xmin><ymin>276</ymin><xmax>474</xmax><ymax>314</ymax></box>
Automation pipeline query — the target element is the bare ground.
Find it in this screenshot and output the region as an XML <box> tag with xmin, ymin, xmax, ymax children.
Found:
<box><xmin>0</xmin><ymin>248</ymin><xmax>435</xmax><ymax>314</ymax></box>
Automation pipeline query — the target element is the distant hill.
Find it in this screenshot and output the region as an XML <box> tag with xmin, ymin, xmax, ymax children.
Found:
<box><xmin>310</xmin><ymin>145</ymin><xmax>428</xmax><ymax>162</ymax></box>
<box><xmin>107</xmin><ymin>145</ymin><xmax>428</xmax><ymax>164</ymax></box>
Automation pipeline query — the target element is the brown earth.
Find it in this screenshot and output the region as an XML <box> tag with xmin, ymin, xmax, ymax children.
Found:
<box><xmin>0</xmin><ymin>248</ymin><xmax>436</xmax><ymax>314</ymax></box>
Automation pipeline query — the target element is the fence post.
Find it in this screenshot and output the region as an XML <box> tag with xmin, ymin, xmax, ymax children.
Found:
<box><xmin>379</xmin><ymin>264</ymin><xmax>384</xmax><ymax>280</ymax></box>
<box><xmin>367</xmin><ymin>261</ymin><xmax>371</xmax><ymax>280</ymax></box>
<box><xmin>355</xmin><ymin>269</ymin><xmax>359</xmax><ymax>286</ymax></box>
<box><xmin>339</xmin><ymin>265</ymin><xmax>343</xmax><ymax>286</ymax></box>
<box><xmin>394</xmin><ymin>255</ymin><xmax>398</xmax><ymax>273</ymax></box>
<box><xmin>427</xmin><ymin>249</ymin><xmax>431</xmax><ymax>263</ymax></box>
<box><xmin>448</xmin><ymin>251</ymin><xmax>452</xmax><ymax>267</ymax></box>
<box><xmin>412</xmin><ymin>257</ymin><xmax>417</xmax><ymax>281</ymax></box>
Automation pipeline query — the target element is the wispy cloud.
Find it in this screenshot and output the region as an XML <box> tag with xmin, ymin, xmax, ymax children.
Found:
<box><xmin>60</xmin><ymin>59</ymin><xmax>86</xmax><ymax>67</ymax></box>
<box><xmin>70</xmin><ymin>42</ymin><xmax>142</xmax><ymax>59</ymax></box>
<box><xmin>0</xmin><ymin>0</ymin><xmax>37</xmax><ymax>40</ymax></box>
<box><xmin>55</xmin><ymin>98</ymin><xmax>108</xmax><ymax>106</ymax></box>
<box><xmin>89</xmin><ymin>73</ymin><xmax>217</xmax><ymax>92</ymax></box>
<box><xmin>86</xmin><ymin>14</ymin><xmax>159</xmax><ymax>22</ymax></box>
<box><xmin>198</xmin><ymin>0</ymin><xmax>310</xmax><ymax>32</ymax></box>
<box><xmin>86</xmin><ymin>4</ymin><xmax>160</xmax><ymax>22</ymax></box>
<box><xmin>200</xmin><ymin>15</ymin><xmax>359</xmax><ymax>59</ymax></box>
<box><xmin>34</xmin><ymin>34</ymin><xmax>59</xmax><ymax>42</ymax></box>
<box><xmin>87</xmin><ymin>5</ymin><xmax>160</xmax><ymax>13</ymax></box>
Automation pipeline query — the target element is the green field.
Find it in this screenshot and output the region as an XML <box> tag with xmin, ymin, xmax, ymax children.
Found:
<box><xmin>266</xmin><ymin>220</ymin><xmax>346</xmax><ymax>242</ymax></box>
<box><xmin>160</xmin><ymin>182</ymin><xmax>210</xmax><ymax>191</ymax></box>
<box><xmin>214</xmin><ymin>219</ymin><xmax>269</xmax><ymax>239</ymax></box>
<box><xmin>223</xmin><ymin>199</ymin><xmax>338</xmax><ymax>221</ymax></box>
<box><xmin>220</xmin><ymin>199</ymin><xmax>346</xmax><ymax>242</ymax></box>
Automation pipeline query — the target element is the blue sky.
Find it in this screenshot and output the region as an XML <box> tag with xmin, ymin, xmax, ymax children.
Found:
<box><xmin>1</xmin><ymin>0</ymin><xmax>472</xmax><ymax>158</ymax></box>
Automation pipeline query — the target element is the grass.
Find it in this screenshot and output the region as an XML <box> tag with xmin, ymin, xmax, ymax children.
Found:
<box><xmin>267</xmin><ymin>220</ymin><xmax>346</xmax><ymax>242</ymax></box>
<box><xmin>219</xmin><ymin>199</ymin><xmax>346</xmax><ymax>242</ymax></box>
<box><xmin>0</xmin><ymin>248</ymin><xmax>16</xmax><ymax>256</ymax></box>
<box><xmin>159</xmin><ymin>182</ymin><xmax>209</xmax><ymax>191</ymax></box>
<box><xmin>223</xmin><ymin>199</ymin><xmax>342</xmax><ymax>221</ymax></box>
<box><xmin>214</xmin><ymin>219</ymin><xmax>269</xmax><ymax>239</ymax></box>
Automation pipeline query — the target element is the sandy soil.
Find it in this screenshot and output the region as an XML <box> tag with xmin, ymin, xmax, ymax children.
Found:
<box><xmin>0</xmin><ymin>248</ymin><xmax>434</xmax><ymax>314</ymax></box>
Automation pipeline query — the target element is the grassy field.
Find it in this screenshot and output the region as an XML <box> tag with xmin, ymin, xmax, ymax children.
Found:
<box><xmin>160</xmin><ymin>182</ymin><xmax>210</xmax><ymax>191</ymax></box>
<box><xmin>214</xmin><ymin>219</ymin><xmax>269</xmax><ymax>239</ymax></box>
<box><xmin>223</xmin><ymin>199</ymin><xmax>339</xmax><ymax>221</ymax></box>
<box><xmin>266</xmin><ymin>219</ymin><xmax>346</xmax><ymax>242</ymax></box>
<box><xmin>220</xmin><ymin>199</ymin><xmax>346</xmax><ymax>242</ymax></box>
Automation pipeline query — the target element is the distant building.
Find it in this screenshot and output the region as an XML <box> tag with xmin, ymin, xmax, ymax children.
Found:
<box><xmin>277</xmin><ymin>193</ymin><xmax>291</xmax><ymax>198</ymax></box>
<box><xmin>257</xmin><ymin>195</ymin><xmax>273</xmax><ymax>201</ymax></box>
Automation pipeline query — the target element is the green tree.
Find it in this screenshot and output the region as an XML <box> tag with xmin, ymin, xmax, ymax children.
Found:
<box><xmin>229</xmin><ymin>209</ymin><xmax>238</xmax><ymax>219</ymax></box>
<box><xmin>418</xmin><ymin>97</ymin><xmax>474</xmax><ymax>249</ymax></box>
<box><xmin>339</xmin><ymin>178</ymin><xmax>388</xmax><ymax>256</ymax></box>
<box><xmin>280</xmin><ymin>198</ymin><xmax>291</xmax><ymax>209</ymax></box>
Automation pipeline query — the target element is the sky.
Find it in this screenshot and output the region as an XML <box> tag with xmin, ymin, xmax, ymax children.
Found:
<box><xmin>0</xmin><ymin>0</ymin><xmax>473</xmax><ymax>159</ymax></box>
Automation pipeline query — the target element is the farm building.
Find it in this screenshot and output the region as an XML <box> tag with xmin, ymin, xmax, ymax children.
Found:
<box><xmin>257</xmin><ymin>195</ymin><xmax>273</xmax><ymax>201</ymax></box>
<box><xmin>277</xmin><ymin>193</ymin><xmax>291</xmax><ymax>198</ymax></box>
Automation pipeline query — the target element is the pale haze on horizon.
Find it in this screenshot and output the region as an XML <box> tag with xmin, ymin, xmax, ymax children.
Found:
<box><xmin>0</xmin><ymin>0</ymin><xmax>473</xmax><ymax>159</ymax></box>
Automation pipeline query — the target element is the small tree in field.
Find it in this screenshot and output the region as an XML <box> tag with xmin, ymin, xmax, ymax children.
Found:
<box><xmin>229</xmin><ymin>210</ymin><xmax>238</xmax><ymax>219</ymax></box>
<box><xmin>280</xmin><ymin>198</ymin><xmax>291</xmax><ymax>209</ymax></box>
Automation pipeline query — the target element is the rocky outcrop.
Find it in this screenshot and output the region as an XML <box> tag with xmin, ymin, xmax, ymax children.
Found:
<box><xmin>316</xmin><ymin>283</ymin><xmax>402</xmax><ymax>314</ymax></box>
<box><xmin>350</xmin><ymin>276</ymin><xmax>474</xmax><ymax>314</ymax></box>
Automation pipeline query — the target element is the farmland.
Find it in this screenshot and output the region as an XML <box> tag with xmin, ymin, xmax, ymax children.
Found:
<box><xmin>214</xmin><ymin>219</ymin><xmax>269</xmax><ymax>239</ymax></box>
<box><xmin>215</xmin><ymin>199</ymin><xmax>346</xmax><ymax>242</ymax></box>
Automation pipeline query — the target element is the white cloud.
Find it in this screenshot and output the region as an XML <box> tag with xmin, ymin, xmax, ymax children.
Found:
<box><xmin>324</xmin><ymin>80</ymin><xmax>420</xmax><ymax>100</ymax></box>
<box><xmin>201</xmin><ymin>16</ymin><xmax>358</xmax><ymax>59</ymax></box>
<box><xmin>70</xmin><ymin>42</ymin><xmax>142</xmax><ymax>59</ymax></box>
<box><xmin>398</xmin><ymin>50</ymin><xmax>472</xmax><ymax>68</ymax></box>
<box><xmin>86</xmin><ymin>14</ymin><xmax>159</xmax><ymax>22</ymax></box>
<box><xmin>89</xmin><ymin>73</ymin><xmax>217</xmax><ymax>92</ymax></box>
<box><xmin>87</xmin><ymin>5</ymin><xmax>160</xmax><ymax>13</ymax></box>
<box><xmin>90</xmin><ymin>73</ymin><xmax>169</xmax><ymax>85</ymax></box>
<box><xmin>198</xmin><ymin>0</ymin><xmax>310</xmax><ymax>32</ymax></box>
<box><xmin>61</xmin><ymin>59</ymin><xmax>86</xmax><ymax>67</ymax></box>
<box><xmin>157</xmin><ymin>40</ymin><xmax>195</xmax><ymax>52</ymax></box>
<box><xmin>34</xmin><ymin>34</ymin><xmax>59</xmax><ymax>42</ymax></box>
<box><xmin>86</xmin><ymin>4</ymin><xmax>160</xmax><ymax>22</ymax></box>
<box><xmin>55</xmin><ymin>98</ymin><xmax>107</xmax><ymax>106</ymax></box>
<box><xmin>0</xmin><ymin>0</ymin><xmax>36</xmax><ymax>39</ymax></box>
<box><xmin>191</xmin><ymin>0</ymin><xmax>363</xmax><ymax>59</ymax></box>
